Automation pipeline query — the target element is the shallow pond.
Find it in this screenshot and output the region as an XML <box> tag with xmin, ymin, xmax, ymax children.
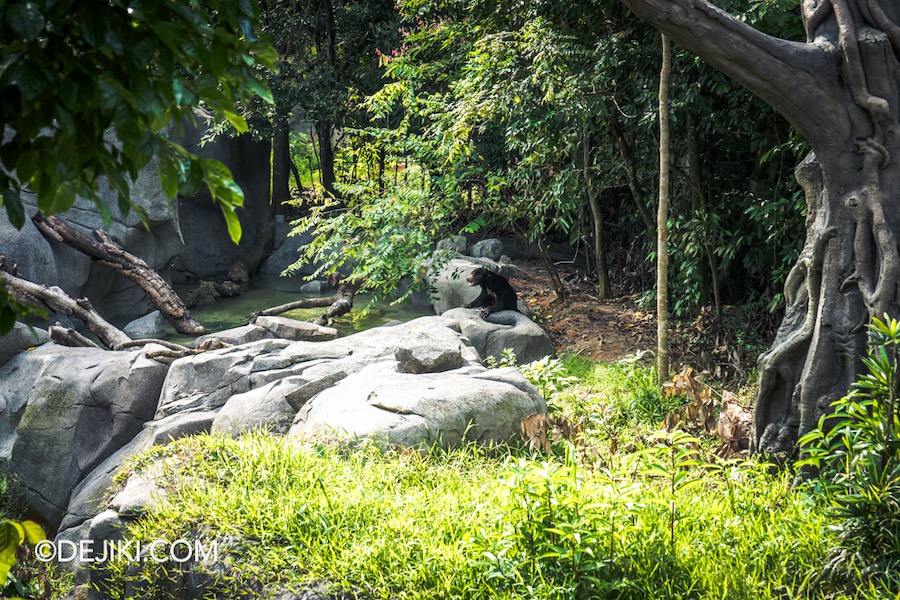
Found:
<box><xmin>169</xmin><ymin>275</ymin><xmax>435</xmax><ymax>344</ymax></box>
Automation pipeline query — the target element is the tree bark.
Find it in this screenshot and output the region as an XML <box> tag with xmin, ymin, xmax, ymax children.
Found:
<box><xmin>272</xmin><ymin>123</ymin><xmax>291</xmax><ymax>215</ymax></box>
<box><xmin>31</xmin><ymin>213</ymin><xmax>204</xmax><ymax>335</ymax></box>
<box><xmin>616</xmin><ymin>0</ymin><xmax>900</xmax><ymax>457</ymax></box>
<box><xmin>686</xmin><ymin>111</ymin><xmax>722</xmax><ymax>319</ymax></box>
<box><xmin>611</xmin><ymin>116</ymin><xmax>657</xmax><ymax>233</ymax></box>
<box><xmin>657</xmin><ymin>33</ymin><xmax>672</xmax><ymax>383</ymax></box>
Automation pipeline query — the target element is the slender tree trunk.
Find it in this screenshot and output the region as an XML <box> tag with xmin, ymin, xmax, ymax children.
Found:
<box><xmin>611</xmin><ymin>116</ymin><xmax>656</xmax><ymax>233</ymax></box>
<box><xmin>657</xmin><ymin>33</ymin><xmax>672</xmax><ymax>383</ymax></box>
<box><xmin>316</xmin><ymin>119</ymin><xmax>337</xmax><ymax>198</ymax></box>
<box><xmin>272</xmin><ymin>124</ymin><xmax>291</xmax><ymax>214</ymax></box>
<box><xmin>583</xmin><ymin>125</ymin><xmax>611</xmax><ymax>299</ymax></box>
<box><xmin>686</xmin><ymin>111</ymin><xmax>722</xmax><ymax>319</ymax></box>
<box><xmin>290</xmin><ymin>159</ymin><xmax>303</xmax><ymax>195</ymax></box>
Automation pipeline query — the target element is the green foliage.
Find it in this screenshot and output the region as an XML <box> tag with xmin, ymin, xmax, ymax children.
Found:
<box><xmin>485</xmin><ymin>350</ymin><xmax>575</xmax><ymax>400</ymax></box>
<box><xmin>518</xmin><ymin>356</ymin><xmax>577</xmax><ymax>400</ymax></box>
<box><xmin>799</xmin><ymin>315</ymin><xmax>900</xmax><ymax>593</ymax></box>
<box><xmin>292</xmin><ymin>0</ymin><xmax>806</xmax><ymax>313</ymax></box>
<box><xmin>465</xmin><ymin>443</ymin><xmax>829</xmax><ymax>600</ymax></box>
<box><xmin>0</xmin><ymin>519</ymin><xmax>46</xmax><ymax>591</ymax></box>
<box><xmin>639</xmin><ymin>430</ymin><xmax>704</xmax><ymax>549</ymax></box>
<box><xmin>0</xmin><ymin>287</ymin><xmax>46</xmax><ymax>335</ymax></box>
<box><xmin>555</xmin><ymin>354</ymin><xmax>677</xmax><ymax>429</ymax></box>
<box><xmin>0</xmin><ymin>0</ymin><xmax>275</xmax><ymax>235</ymax></box>
<box><xmin>286</xmin><ymin>179</ymin><xmax>438</xmax><ymax>313</ymax></box>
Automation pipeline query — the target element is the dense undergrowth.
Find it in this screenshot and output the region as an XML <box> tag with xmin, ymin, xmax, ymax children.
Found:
<box><xmin>83</xmin><ymin>354</ymin><xmax>889</xmax><ymax>600</ymax></box>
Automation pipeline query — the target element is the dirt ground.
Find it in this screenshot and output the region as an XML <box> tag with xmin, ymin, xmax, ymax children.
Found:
<box><xmin>512</xmin><ymin>259</ymin><xmax>657</xmax><ymax>362</ymax></box>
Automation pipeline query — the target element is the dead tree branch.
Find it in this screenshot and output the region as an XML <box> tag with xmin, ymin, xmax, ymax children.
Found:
<box><xmin>31</xmin><ymin>213</ymin><xmax>204</xmax><ymax>335</ymax></box>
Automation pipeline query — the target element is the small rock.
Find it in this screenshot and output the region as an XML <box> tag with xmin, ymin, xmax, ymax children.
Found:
<box><xmin>88</xmin><ymin>510</ymin><xmax>125</xmax><ymax>544</ymax></box>
<box><xmin>123</xmin><ymin>311</ymin><xmax>167</xmax><ymax>339</ymax></box>
<box><xmin>299</xmin><ymin>280</ymin><xmax>330</xmax><ymax>294</ymax></box>
<box><xmin>0</xmin><ymin>322</ymin><xmax>48</xmax><ymax>367</ymax></box>
<box><xmin>110</xmin><ymin>472</ymin><xmax>165</xmax><ymax>516</ymax></box>
<box><xmin>436</xmin><ymin>235</ymin><xmax>467</xmax><ymax>253</ymax></box>
<box><xmin>395</xmin><ymin>346</ymin><xmax>464</xmax><ymax>374</ymax></box>
<box><xmin>468</xmin><ymin>238</ymin><xmax>504</xmax><ymax>260</ymax></box>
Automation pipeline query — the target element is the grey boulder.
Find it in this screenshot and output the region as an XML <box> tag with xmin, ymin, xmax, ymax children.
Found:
<box><xmin>468</xmin><ymin>238</ymin><xmax>504</xmax><ymax>260</ymax></box>
<box><xmin>290</xmin><ymin>361</ymin><xmax>546</xmax><ymax>448</ymax></box>
<box><xmin>123</xmin><ymin>311</ymin><xmax>167</xmax><ymax>339</ymax></box>
<box><xmin>441</xmin><ymin>307</ymin><xmax>555</xmax><ymax>364</ymax></box>
<box><xmin>0</xmin><ymin>344</ymin><xmax>170</xmax><ymax>530</ymax></box>
<box><xmin>0</xmin><ymin>322</ymin><xmax>48</xmax><ymax>367</ymax></box>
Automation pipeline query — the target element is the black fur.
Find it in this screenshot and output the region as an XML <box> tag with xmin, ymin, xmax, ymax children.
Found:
<box><xmin>463</xmin><ymin>267</ymin><xmax>519</xmax><ymax>319</ymax></box>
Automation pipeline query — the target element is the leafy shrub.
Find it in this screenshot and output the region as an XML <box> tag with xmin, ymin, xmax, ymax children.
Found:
<box><xmin>799</xmin><ymin>315</ymin><xmax>900</xmax><ymax>592</ymax></box>
<box><xmin>518</xmin><ymin>356</ymin><xmax>577</xmax><ymax>400</ymax></box>
<box><xmin>486</xmin><ymin>351</ymin><xmax>575</xmax><ymax>401</ymax></box>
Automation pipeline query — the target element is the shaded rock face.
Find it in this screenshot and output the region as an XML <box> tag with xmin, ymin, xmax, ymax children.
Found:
<box><xmin>0</xmin><ymin>345</ymin><xmax>169</xmax><ymax>529</ymax></box>
<box><xmin>172</xmin><ymin>130</ymin><xmax>272</xmax><ymax>281</ymax></box>
<box><xmin>0</xmin><ymin>129</ymin><xmax>271</xmax><ymax>323</ymax></box>
<box><xmin>468</xmin><ymin>238</ymin><xmax>503</xmax><ymax>260</ymax></box>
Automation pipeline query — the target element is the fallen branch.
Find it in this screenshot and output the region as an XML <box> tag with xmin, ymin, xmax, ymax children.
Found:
<box><xmin>1</xmin><ymin>254</ymin><xmax>130</xmax><ymax>350</ymax></box>
<box><xmin>251</xmin><ymin>273</ymin><xmax>357</xmax><ymax>326</ymax></box>
<box><xmin>32</xmin><ymin>212</ymin><xmax>205</xmax><ymax>335</ymax></box>
<box><xmin>48</xmin><ymin>325</ymin><xmax>100</xmax><ymax>349</ymax></box>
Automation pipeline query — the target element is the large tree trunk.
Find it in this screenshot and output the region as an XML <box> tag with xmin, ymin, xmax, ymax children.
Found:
<box><xmin>616</xmin><ymin>0</ymin><xmax>900</xmax><ymax>457</ymax></box>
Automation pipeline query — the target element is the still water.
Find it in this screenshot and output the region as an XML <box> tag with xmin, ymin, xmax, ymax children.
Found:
<box><xmin>171</xmin><ymin>275</ymin><xmax>435</xmax><ymax>342</ymax></box>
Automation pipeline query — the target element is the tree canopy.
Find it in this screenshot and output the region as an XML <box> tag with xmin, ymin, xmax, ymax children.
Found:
<box><xmin>0</xmin><ymin>0</ymin><xmax>275</xmax><ymax>232</ymax></box>
<box><xmin>0</xmin><ymin>0</ymin><xmax>275</xmax><ymax>330</ymax></box>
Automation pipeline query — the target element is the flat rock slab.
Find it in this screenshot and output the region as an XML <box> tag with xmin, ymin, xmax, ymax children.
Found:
<box><xmin>195</xmin><ymin>324</ymin><xmax>273</xmax><ymax>346</ymax></box>
<box><xmin>254</xmin><ymin>316</ymin><xmax>338</xmax><ymax>341</ymax></box>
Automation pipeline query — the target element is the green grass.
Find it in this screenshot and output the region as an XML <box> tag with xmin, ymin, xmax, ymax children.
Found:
<box><xmin>100</xmin><ymin>433</ymin><xmax>856</xmax><ymax>599</ymax></box>
<box><xmin>88</xmin><ymin>355</ymin><xmax>889</xmax><ymax>599</ymax></box>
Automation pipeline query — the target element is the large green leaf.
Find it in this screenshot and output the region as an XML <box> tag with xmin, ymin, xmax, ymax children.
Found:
<box><xmin>6</xmin><ymin>2</ymin><xmax>45</xmax><ymax>41</ymax></box>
